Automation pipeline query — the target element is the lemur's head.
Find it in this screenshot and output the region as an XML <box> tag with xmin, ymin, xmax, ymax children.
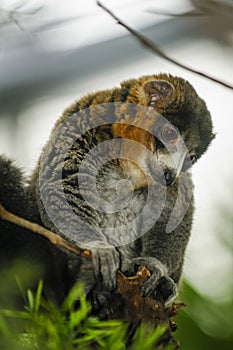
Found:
<box><xmin>112</xmin><ymin>74</ymin><xmax>215</xmax><ymax>187</ymax></box>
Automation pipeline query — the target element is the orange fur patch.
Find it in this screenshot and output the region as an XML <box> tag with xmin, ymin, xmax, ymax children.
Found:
<box><xmin>112</xmin><ymin>123</ymin><xmax>156</xmax><ymax>189</ymax></box>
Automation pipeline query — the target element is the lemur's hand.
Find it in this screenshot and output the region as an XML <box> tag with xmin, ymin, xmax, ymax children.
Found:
<box><xmin>129</xmin><ymin>256</ymin><xmax>177</xmax><ymax>304</ymax></box>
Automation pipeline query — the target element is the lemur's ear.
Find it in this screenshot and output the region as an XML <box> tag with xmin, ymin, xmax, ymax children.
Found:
<box><xmin>143</xmin><ymin>80</ymin><xmax>174</xmax><ymax>106</ymax></box>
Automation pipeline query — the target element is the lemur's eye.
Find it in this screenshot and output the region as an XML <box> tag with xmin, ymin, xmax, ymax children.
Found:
<box><xmin>161</xmin><ymin>126</ymin><xmax>179</xmax><ymax>144</ymax></box>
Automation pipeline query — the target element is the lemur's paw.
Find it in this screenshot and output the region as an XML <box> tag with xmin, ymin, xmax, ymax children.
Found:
<box><xmin>129</xmin><ymin>256</ymin><xmax>177</xmax><ymax>304</ymax></box>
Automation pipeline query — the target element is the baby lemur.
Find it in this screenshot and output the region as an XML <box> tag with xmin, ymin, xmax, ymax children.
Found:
<box><xmin>1</xmin><ymin>74</ymin><xmax>214</xmax><ymax>318</ymax></box>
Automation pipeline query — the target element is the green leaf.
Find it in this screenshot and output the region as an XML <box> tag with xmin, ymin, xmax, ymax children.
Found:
<box><xmin>26</xmin><ymin>290</ymin><xmax>35</xmax><ymax>313</ymax></box>
<box><xmin>62</xmin><ymin>282</ymin><xmax>85</xmax><ymax>312</ymax></box>
<box><xmin>0</xmin><ymin>309</ymin><xmax>31</xmax><ymax>320</ymax></box>
<box><xmin>0</xmin><ymin>314</ymin><xmax>11</xmax><ymax>336</ymax></box>
<box><xmin>34</xmin><ymin>280</ymin><xmax>43</xmax><ymax>314</ymax></box>
<box><xmin>131</xmin><ymin>323</ymin><xmax>168</xmax><ymax>350</ymax></box>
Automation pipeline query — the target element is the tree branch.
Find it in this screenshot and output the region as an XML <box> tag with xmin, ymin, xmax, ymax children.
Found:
<box><xmin>0</xmin><ymin>202</ymin><xmax>91</xmax><ymax>259</ymax></box>
<box><xmin>97</xmin><ymin>1</ymin><xmax>233</xmax><ymax>90</ymax></box>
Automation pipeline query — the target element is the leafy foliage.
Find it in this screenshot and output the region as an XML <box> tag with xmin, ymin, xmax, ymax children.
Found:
<box><xmin>0</xmin><ymin>280</ymin><xmax>170</xmax><ymax>350</ymax></box>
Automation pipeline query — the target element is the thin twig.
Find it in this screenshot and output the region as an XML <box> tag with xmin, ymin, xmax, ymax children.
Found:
<box><xmin>97</xmin><ymin>1</ymin><xmax>233</xmax><ymax>90</ymax></box>
<box><xmin>0</xmin><ymin>203</ymin><xmax>92</xmax><ymax>259</ymax></box>
<box><xmin>145</xmin><ymin>9</ymin><xmax>203</xmax><ymax>17</ymax></box>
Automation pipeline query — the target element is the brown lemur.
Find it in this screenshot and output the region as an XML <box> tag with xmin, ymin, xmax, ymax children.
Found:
<box><xmin>28</xmin><ymin>74</ymin><xmax>214</xmax><ymax>318</ymax></box>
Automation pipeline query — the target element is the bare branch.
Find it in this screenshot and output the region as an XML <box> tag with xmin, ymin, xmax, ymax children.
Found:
<box><xmin>97</xmin><ymin>1</ymin><xmax>233</xmax><ymax>90</ymax></box>
<box><xmin>0</xmin><ymin>202</ymin><xmax>92</xmax><ymax>259</ymax></box>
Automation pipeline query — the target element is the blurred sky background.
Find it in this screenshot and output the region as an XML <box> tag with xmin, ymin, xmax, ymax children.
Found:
<box><xmin>0</xmin><ymin>0</ymin><xmax>233</xmax><ymax>306</ymax></box>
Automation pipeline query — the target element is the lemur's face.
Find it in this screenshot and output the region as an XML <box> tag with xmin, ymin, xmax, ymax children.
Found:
<box><xmin>112</xmin><ymin>78</ymin><xmax>214</xmax><ymax>188</ymax></box>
